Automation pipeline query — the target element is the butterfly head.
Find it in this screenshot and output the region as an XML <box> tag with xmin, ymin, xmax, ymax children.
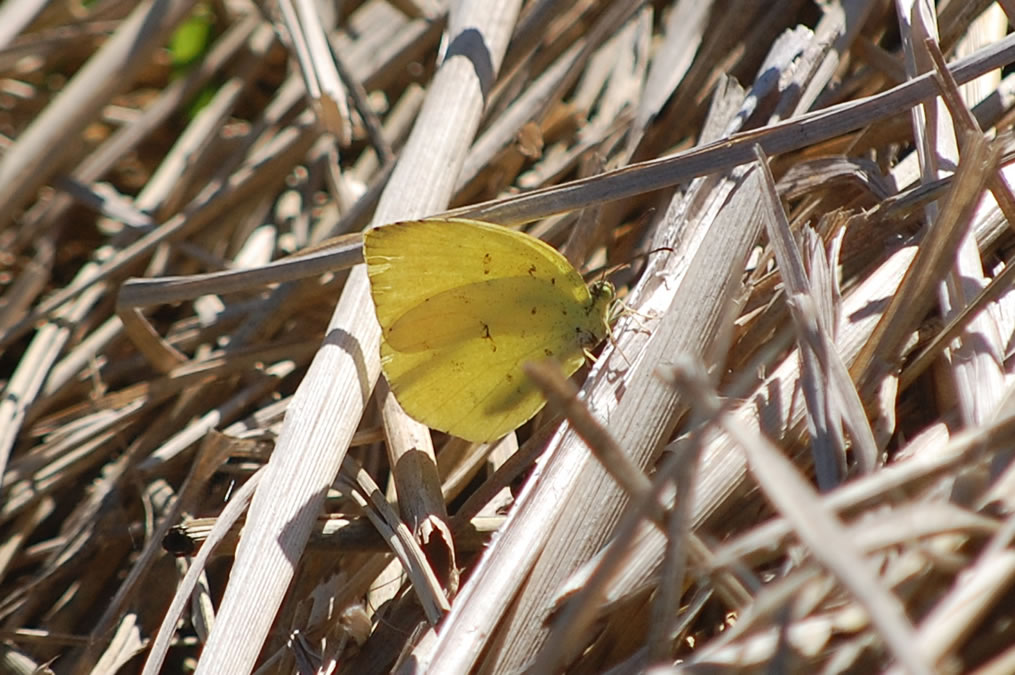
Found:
<box><xmin>588</xmin><ymin>280</ymin><xmax>616</xmax><ymax>321</ymax></box>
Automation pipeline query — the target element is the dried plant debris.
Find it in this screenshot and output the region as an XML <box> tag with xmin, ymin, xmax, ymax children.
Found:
<box><xmin>3</xmin><ymin>2</ymin><xmax>1015</xmax><ymax>673</ymax></box>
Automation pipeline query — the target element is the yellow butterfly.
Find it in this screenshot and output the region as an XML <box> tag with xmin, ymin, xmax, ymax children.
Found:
<box><xmin>364</xmin><ymin>218</ymin><xmax>614</xmax><ymax>442</ymax></box>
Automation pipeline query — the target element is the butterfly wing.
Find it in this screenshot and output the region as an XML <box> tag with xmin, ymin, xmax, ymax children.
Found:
<box><xmin>378</xmin><ymin>276</ymin><xmax>593</xmax><ymax>441</ymax></box>
<box><xmin>365</xmin><ymin>219</ymin><xmax>594</xmax><ymax>326</ymax></box>
<box><xmin>364</xmin><ymin>218</ymin><xmax>612</xmax><ymax>442</ymax></box>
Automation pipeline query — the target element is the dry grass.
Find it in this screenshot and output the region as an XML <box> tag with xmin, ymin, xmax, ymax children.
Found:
<box><xmin>3</xmin><ymin>1</ymin><xmax>1015</xmax><ymax>673</ymax></box>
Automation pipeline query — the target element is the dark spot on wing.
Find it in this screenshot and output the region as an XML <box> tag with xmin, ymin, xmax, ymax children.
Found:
<box><xmin>481</xmin><ymin>322</ymin><xmax>496</xmax><ymax>351</ymax></box>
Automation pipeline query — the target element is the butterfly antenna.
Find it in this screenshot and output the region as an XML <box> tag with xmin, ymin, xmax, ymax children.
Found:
<box><xmin>584</xmin><ymin>245</ymin><xmax>675</xmax><ymax>284</ymax></box>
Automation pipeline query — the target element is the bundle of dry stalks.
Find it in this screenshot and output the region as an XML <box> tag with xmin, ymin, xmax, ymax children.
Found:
<box><xmin>3</xmin><ymin>1</ymin><xmax>1015</xmax><ymax>673</ymax></box>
